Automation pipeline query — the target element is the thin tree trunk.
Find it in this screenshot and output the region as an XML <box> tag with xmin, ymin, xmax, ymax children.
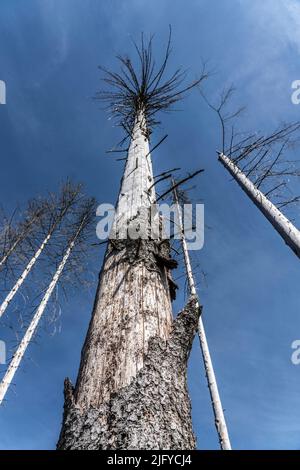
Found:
<box><xmin>58</xmin><ymin>111</ymin><xmax>199</xmax><ymax>449</ymax></box>
<box><xmin>0</xmin><ymin>190</ymin><xmax>77</xmax><ymax>319</ymax></box>
<box><xmin>172</xmin><ymin>181</ymin><xmax>232</xmax><ymax>451</ymax></box>
<box><xmin>0</xmin><ymin>219</ymin><xmax>85</xmax><ymax>406</ymax></box>
<box><xmin>219</xmin><ymin>152</ymin><xmax>300</xmax><ymax>259</ymax></box>
<box><xmin>0</xmin><ymin>232</ymin><xmax>52</xmax><ymax>319</ymax></box>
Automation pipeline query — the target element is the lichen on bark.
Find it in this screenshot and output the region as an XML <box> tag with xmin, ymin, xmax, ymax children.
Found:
<box><xmin>57</xmin><ymin>296</ymin><xmax>201</xmax><ymax>450</ymax></box>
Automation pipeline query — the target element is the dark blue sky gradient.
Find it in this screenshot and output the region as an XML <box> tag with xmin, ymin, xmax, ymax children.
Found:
<box><xmin>0</xmin><ymin>0</ymin><xmax>300</xmax><ymax>450</ymax></box>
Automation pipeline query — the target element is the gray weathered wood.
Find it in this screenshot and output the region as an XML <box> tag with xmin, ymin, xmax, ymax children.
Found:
<box><xmin>58</xmin><ymin>297</ymin><xmax>200</xmax><ymax>450</ymax></box>
<box><xmin>219</xmin><ymin>152</ymin><xmax>300</xmax><ymax>259</ymax></box>
<box><xmin>173</xmin><ymin>182</ymin><xmax>232</xmax><ymax>450</ymax></box>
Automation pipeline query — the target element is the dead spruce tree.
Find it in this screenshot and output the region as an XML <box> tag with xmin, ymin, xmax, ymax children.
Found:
<box><xmin>218</xmin><ymin>125</ymin><xmax>300</xmax><ymax>259</ymax></box>
<box><xmin>172</xmin><ymin>180</ymin><xmax>231</xmax><ymax>450</ymax></box>
<box><xmin>0</xmin><ymin>200</ymin><xmax>45</xmax><ymax>271</ymax></box>
<box><xmin>0</xmin><ymin>198</ymin><xmax>96</xmax><ymax>406</ymax></box>
<box><xmin>0</xmin><ymin>182</ymin><xmax>82</xmax><ymax>319</ymax></box>
<box><xmin>201</xmin><ymin>86</ymin><xmax>300</xmax><ymax>259</ymax></box>
<box><xmin>58</xmin><ymin>30</ymin><xmax>207</xmax><ymax>450</ymax></box>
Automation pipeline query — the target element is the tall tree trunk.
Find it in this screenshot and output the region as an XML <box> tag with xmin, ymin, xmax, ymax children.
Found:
<box><xmin>58</xmin><ymin>111</ymin><xmax>199</xmax><ymax>449</ymax></box>
<box><xmin>219</xmin><ymin>152</ymin><xmax>300</xmax><ymax>259</ymax></box>
<box><xmin>0</xmin><ymin>215</ymin><xmax>87</xmax><ymax>406</ymax></box>
<box><xmin>75</xmin><ymin>111</ymin><xmax>174</xmax><ymax>407</ymax></box>
<box><xmin>173</xmin><ymin>182</ymin><xmax>231</xmax><ymax>450</ymax></box>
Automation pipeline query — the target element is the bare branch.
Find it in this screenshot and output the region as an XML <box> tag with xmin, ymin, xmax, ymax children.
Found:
<box><xmin>95</xmin><ymin>28</ymin><xmax>209</xmax><ymax>135</ymax></box>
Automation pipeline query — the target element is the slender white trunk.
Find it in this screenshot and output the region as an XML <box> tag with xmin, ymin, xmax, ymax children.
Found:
<box><xmin>219</xmin><ymin>152</ymin><xmax>300</xmax><ymax>259</ymax></box>
<box><xmin>173</xmin><ymin>183</ymin><xmax>232</xmax><ymax>451</ymax></box>
<box><xmin>0</xmin><ymin>232</ymin><xmax>52</xmax><ymax>319</ymax></box>
<box><xmin>0</xmin><ymin>232</ymin><xmax>79</xmax><ymax>406</ymax></box>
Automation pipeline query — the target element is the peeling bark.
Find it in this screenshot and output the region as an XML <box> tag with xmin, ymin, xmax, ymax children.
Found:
<box><xmin>57</xmin><ymin>297</ymin><xmax>200</xmax><ymax>450</ymax></box>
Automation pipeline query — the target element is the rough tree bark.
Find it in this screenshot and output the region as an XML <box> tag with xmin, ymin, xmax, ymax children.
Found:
<box><xmin>74</xmin><ymin>111</ymin><xmax>175</xmax><ymax>407</ymax></box>
<box><xmin>57</xmin><ymin>297</ymin><xmax>200</xmax><ymax>450</ymax></box>
<box><xmin>58</xmin><ymin>111</ymin><xmax>199</xmax><ymax>449</ymax></box>
<box><xmin>219</xmin><ymin>152</ymin><xmax>300</xmax><ymax>259</ymax></box>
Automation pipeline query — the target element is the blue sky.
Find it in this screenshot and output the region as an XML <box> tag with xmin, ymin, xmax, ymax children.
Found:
<box><xmin>0</xmin><ymin>0</ymin><xmax>300</xmax><ymax>450</ymax></box>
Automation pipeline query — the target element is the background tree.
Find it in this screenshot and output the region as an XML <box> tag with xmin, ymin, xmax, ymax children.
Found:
<box><xmin>0</xmin><ymin>197</ymin><xmax>96</xmax><ymax>406</ymax></box>
<box><xmin>0</xmin><ymin>182</ymin><xmax>82</xmax><ymax>319</ymax></box>
<box><xmin>0</xmin><ymin>200</ymin><xmax>45</xmax><ymax>271</ymax></box>
<box><xmin>201</xmin><ymin>87</ymin><xmax>300</xmax><ymax>260</ymax></box>
<box><xmin>172</xmin><ymin>179</ymin><xmax>231</xmax><ymax>450</ymax></box>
